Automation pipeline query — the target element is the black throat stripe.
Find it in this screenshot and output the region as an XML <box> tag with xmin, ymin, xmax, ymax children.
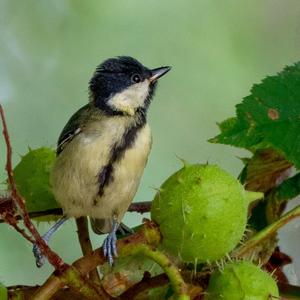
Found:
<box><xmin>97</xmin><ymin>119</ymin><xmax>146</xmax><ymax>198</ymax></box>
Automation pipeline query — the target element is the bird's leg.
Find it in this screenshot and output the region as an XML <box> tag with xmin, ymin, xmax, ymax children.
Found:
<box><xmin>117</xmin><ymin>222</ymin><xmax>134</xmax><ymax>236</ymax></box>
<box><xmin>33</xmin><ymin>216</ymin><xmax>68</xmax><ymax>267</ymax></box>
<box><xmin>103</xmin><ymin>218</ymin><xmax>119</xmax><ymax>266</ymax></box>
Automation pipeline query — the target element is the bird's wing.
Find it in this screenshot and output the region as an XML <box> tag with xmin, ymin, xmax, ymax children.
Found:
<box><xmin>56</xmin><ymin>104</ymin><xmax>91</xmax><ymax>155</ymax></box>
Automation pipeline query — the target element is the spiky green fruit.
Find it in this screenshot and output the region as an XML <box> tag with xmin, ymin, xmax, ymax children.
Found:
<box><xmin>13</xmin><ymin>147</ymin><xmax>59</xmax><ymax>213</ymax></box>
<box><xmin>151</xmin><ymin>164</ymin><xmax>262</xmax><ymax>263</ymax></box>
<box><xmin>0</xmin><ymin>281</ymin><xmax>7</xmax><ymax>300</ymax></box>
<box><xmin>205</xmin><ymin>261</ymin><xmax>279</xmax><ymax>300</ymax></box>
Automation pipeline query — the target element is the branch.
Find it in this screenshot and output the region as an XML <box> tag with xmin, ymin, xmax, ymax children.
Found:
<box><xmin>119</xmin><ymin>273</ymin><xmax>169</xmax><ymax>299</ymax></box>
<box><xmin>128</xmin><ymin>201</ymin><xmax>152</xmax><ymax>214</ymax></box>
<box><xmin>0</xmin><ymin>200</ymin><xmax>151</xmax><ymax>223</ymax></box>
<box><xmin>278</xmin><ymin>282</ymin><xmax>300</xmax><ymax>298</ymax></box>
<box><xmin>0</xmin><ymin>104</ymin><xmax>66</xmax><ymax>271</ymax></box>
<box><xmin>233</xmin><ymin>204</ymin><xmax>300</xmax><ymax>258</ymax></box>
<box><xmin>8</xmin><ymin>285</ymin><xmax>90</xmax><ymax>300</ymax></box>
<box><xmin>75</xmin><ymin>217</ymin><xmax>101</xmax><ymax>284</ymax></box>
<box><xmin>117</xmin><ymin>243</ymin><xmax>189</xmax><ymax>300</ymax></box>
<box><xmin>0</xmin><ymin>207</ymin><xmax>63</xmax><ymax>223</ymax></box>
<box><xmin>32</xmin><ymin>266</ymin><xmax>109</xmax><ymax>300</ymax></box>
<box><xmin>33</xmin><ymin>220</ymin><xmax>161</xmax><ymax>300</ymax></box>
<box><xmin>0</xmin><ymin>196</ymin><xmax>34</xmax><ymax>243</ymax></box>
<box><xmin>9</xmin><ymin>280</ymin><xmax>300</xmax><ymax>300</ymax></box>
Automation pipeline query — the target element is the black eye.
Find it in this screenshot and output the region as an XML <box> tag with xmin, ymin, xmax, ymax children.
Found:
<box><xmin>131</xmin><ymin>74</ymin><xmax>141</xmax><ymax>83</ymax></box>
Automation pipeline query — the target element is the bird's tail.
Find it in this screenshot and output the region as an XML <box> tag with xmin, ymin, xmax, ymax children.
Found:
<box><xmin>90</xmin><ymin>217</ymin><xmax>112</xmax><ymax>234</ymax></box>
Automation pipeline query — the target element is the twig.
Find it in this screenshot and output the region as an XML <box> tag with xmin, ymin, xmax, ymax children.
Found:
<box><xmin>233</xmin><ymin>204</ymin><xmax>300</xmax><ymax>258</ymax></box>
<box><xmin>0</xmin><ymin>104</ymin><xmax>66</xmax><ymax>271</ymax></box>
<box><xmin>278</xmin><ymin>282</ymin><xmax>300</xmax><ymax>298</ymax></box>
<box><xmin>117</xmin><ymin>243</ymin><xmax>189</xmax><ymax>300</ymax></box>
<box><xmin>0</xmin><ymin>196</ymin><xmax>35</xmax><ymax>243</ymax></box>
<box><xmin>32</xmin><ymin>266</ymin><xmax>109</xmax><ymax>300</ymax></box>
<box><xmin>75</xmin><ymin>217</ymin><xmax>101</xmax><ymax>284</ymax></box>
<box><xmin>119</xmin><ymin>273</ymin><xmax>169</xmax><ymax>299</ymax></box>
<box><xmin>0</xmin><ymin>207</ymin><xmax>63</xmax><ymax>223</ymax></box>
<box><xmin>8</xmin><ymin>285</ymin><xmax>88</xmax><ymax>300</ymax></box>
<box><xmin>73</xmin><ymin>220</ymin><xmax>161</xmax><ymax>274</ymax></box>
<box><xmin>0</xmin><ymin>200</ymin><xmax>152</xmax><ymax>223</ymax></box>
<box><xmin>4</xmin><ymin>217</ymin><xmax>35</xmax><ymax>243</ymax></box>
<box><xmin>34</xmin><ymin>221</ymin><xmax>161</xmax><ymax>299</ymax></box>
<box><xmin>32</xmin><ymin>274</ymin><xmax>63</xmax><ymax>300</ymax></box>
<box><xmin>128</xmin><ymin>201</ymin><xmax>152</xmax><ymax>214</ymax></box>
<box><xmin>62</xmin><ymin>267</ymin><xmax>108</xmax><ymax>300</ymax></box>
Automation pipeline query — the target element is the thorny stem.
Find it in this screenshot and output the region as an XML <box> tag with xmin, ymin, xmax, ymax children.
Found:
<box><xmin>0</xmin><ymin>104</ymin><xmax>66</xmax><ymax>271</ymax></box>
<box><xmin>0</xmin><ymin>197</ymin><xmax>35</xmax><ymax>243</ymax></box>
<box><xmin>75</xmin><ymin>217</ymin><xmax>101</xmax><ymax>284</ymax></box>
<box><xmin>233</xmin><ymin>204</ymin><xmax>300</xmax><ymax>258</ymax></box>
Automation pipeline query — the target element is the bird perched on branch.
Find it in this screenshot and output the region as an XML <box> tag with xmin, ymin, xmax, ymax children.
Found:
<box><xmin>33</xmin><ymin>56</ymin><xmax>171</xmax><ymax>266</ymax></box>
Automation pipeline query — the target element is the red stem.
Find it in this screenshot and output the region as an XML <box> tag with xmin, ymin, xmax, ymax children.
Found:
<box><xmin>0</xmin><ymin>196</ymin><xmax>35</xmax><ymax>243</ymax></box>
<box><xmin>0</xmin><ymin>104</ymin><xmax>67</xmax><ymax>271</ymax></box>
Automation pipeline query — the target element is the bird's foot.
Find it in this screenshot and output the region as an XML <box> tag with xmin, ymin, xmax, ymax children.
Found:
<box><xmin>32</xmin><ymin>216</ymin><xmax>68</xmax><ymax>268</ymax></box>
<box><xmin>103</xmin><ymin>221</ymin><xmax>119</xmax><ymax>266</ymax></box>
<box><xmin>33</xmin><ymin>239</ymin><xmax>47</xmax><ymax>268</ymax></box>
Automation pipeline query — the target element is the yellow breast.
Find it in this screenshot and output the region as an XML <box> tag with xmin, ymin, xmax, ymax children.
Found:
<box><xmin>50</xmin><ymin>116</ymin><xmax>152</xmax><ymax>221</ymax></box>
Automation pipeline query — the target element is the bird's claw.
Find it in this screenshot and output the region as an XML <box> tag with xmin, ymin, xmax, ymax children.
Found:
<box><xmin>32</xmin><ymin>216</ymin><xmax>68</xmax><ymax>268</ymax></box>
<box><xmin>33</xmin><ymin>240</ymin><xmax>47</xmax><ymax>268</ymax></box>
<box><xmin>103</xmin><ymin>230</ymin><xmax>118</xmax><ymax>266</ymax></box>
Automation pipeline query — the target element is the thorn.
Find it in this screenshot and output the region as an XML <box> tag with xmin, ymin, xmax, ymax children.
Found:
<box><xmin>149</xmin><ymin>185</ymin><xmax>163</xmax><ymax>193</ymax></box>
<box><xmin>174</xmin><ymin>154</ymin><xmax>190</xmax><ymax>168</ymax></box>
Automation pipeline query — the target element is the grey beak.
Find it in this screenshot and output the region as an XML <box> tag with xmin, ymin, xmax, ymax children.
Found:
<box><xmin>149</xmin><ymin>66</ymin><xmax>171</xmax><ymax>82</ymax></box>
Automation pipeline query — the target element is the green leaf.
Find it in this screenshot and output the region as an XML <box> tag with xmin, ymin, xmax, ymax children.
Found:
<box><xmin>0</xmin><ymin>282</ymin><xmax>7</xmax><ymax>300</ymax></box>
<box><xmin>276</xmin><ymin>172</ymin><xmax>300</xmax><ymax>200</ymax></box>
<box><xmin>101</xmin><ymin>254</ymin><xmax>163</xmax><ymax>297</ymax></box>
<box><xmin>210</xmin><ymin>62</ymin><xmax>300</xmax><ymax>168</ymax></box>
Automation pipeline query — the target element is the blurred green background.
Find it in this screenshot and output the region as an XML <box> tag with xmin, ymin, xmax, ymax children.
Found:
<box><xmin>1</xmin><ymin>0</ymin><xmax>300</xmax><ymax>286</ymax></box>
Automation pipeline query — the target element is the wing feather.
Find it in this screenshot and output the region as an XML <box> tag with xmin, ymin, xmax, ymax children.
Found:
<box><xmin>56</xmin><ymin>104</ymin><xmax>90</xmax><ymax>155</ymax></box>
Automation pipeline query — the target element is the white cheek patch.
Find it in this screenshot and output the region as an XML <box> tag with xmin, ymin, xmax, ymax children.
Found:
<box><xmin>107</xmin><ymin>80</ymin><xmax>149</xmax><ymax>116</ymax></box>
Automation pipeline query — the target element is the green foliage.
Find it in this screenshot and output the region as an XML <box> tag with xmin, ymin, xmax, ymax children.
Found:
<box><xmin>210</xmin><ymin>63</ymin><xmax>300</xmax><ymax>168</ymax></box>
<box><xmin>276</xmin><ymin>172</ymin><xmax>300</xmax><ymax>200</ymax></box>
<box><xmin>151</xmin><ymin>164</ymin><xmax>262</xmax><ymax>263</ymax></box>
<box><xmin>239</xmin><ymin>148</ymin><xmax>292</xmax><ymax>231</ymax></box>
<box><xmin>205</xmin><ymin>261</ymin><xmax>279</xmax><ymax>300</ymax></box>
<box><xmin>101</xmin><ymin>255</ymin><xmax>163</xmax><ymax>297</ymax></box>
<box><xmin>12</xmin><ymin>147</ymin><xmax>59</xmax><ymax>213</ymax></box>
<box><xmin>0</xmin><ymin>282</ymin><xmax>7</xmax><ymax>300</ymax></box>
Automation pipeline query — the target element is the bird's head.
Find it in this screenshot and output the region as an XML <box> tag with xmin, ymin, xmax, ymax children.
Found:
<box><xmin>89</xmin><ymin>56</ymin><xmax>171</xmax><ymax>116</ymax></box>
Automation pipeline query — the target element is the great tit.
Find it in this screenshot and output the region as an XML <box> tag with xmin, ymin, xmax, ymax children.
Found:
<box><xmin>33</xmin><ymin>56</ymin><xmax>171</xmax><ymax>266</ymax></box>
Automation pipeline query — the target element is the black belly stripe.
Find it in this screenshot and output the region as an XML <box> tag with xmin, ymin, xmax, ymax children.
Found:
<box><xmin>97</xmin><ymin>115</ymin><xmax>146</xmax><ymax>198</ymax></box>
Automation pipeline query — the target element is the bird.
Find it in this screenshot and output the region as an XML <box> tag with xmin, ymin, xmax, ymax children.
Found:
<box><xmin>33</xmin><ymin>56</ymin><xmax>171</xmax><ymax>266</ymax></box>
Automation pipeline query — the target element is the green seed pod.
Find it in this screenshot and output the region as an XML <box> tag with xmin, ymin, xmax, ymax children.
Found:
<box><xmin>0</xmin><ymin>281</ymin><xmax>7</xmax><ymax>300</ymax></box>
<box><xmin>205</xmin><ymin>260</ymin><xmax>279</xmax><ymax>300</ymax></box>
<box><xmin>13</xmin><ymin>147</ymin><xmax>59</xmax><ymax>215</ymax></box>
<box><xmin>151</xmin><ymin>164</ymin><xmax>262</xmax><ymax>263</ymax></box>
